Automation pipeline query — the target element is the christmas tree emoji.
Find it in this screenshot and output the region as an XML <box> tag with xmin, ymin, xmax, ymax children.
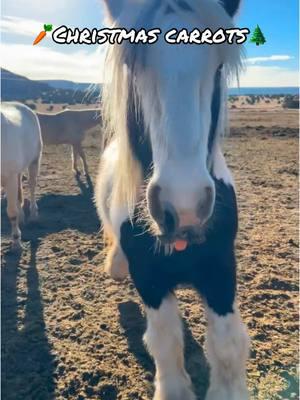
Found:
<box><xmin>250</xmin><ymin>25</ymin><xmax>266</xmax><ymax>46</ymax></box>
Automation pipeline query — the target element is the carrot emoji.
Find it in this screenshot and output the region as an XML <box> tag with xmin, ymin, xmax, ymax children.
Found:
<box><xmin>33</xmin><ymin>24</ymin><xmax>53</xmax><ymax>45</ymax></box>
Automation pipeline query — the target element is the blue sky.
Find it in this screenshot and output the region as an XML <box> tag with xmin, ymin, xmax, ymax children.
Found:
<box><xmin>1</xmin><ymin>0</ymin><xmax>299</xmax><ymax>86</ymax></box>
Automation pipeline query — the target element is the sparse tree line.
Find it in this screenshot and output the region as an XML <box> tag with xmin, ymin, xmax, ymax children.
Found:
<box><xmin>16</xmin><ymin>87</ymin><xmax>101</xmax><ymax>110</ymax></box>
<box><xmin>22</xmin><ymin>92</ymin><xmax>299</xmax><ymax>111</ymax></box>
<box><xmin>228</xmin><ymin>94</ymin><xmax>299</xmax><ymax>108</ymax></box>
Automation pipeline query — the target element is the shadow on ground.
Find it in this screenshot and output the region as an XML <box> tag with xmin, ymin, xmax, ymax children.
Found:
<box><xmin>1</xmin><ymin>241</ymin><xmax>55</xmax><ymax>400</ymax></box>
<box><xmin>1</xmin><ymin>175</ymin><xmax>99</xmax><ymax>400</ymax></box>
<box><xmin>1</xmin><ymin>174</ymin><xmax>99</xmax><ymax>240</ymax></box>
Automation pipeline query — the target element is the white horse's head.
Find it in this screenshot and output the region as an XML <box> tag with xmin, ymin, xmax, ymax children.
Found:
<box><xmin>103</xmin><ymin>0</ymin><xmax>242</xmax><ymax>244</ymax></box>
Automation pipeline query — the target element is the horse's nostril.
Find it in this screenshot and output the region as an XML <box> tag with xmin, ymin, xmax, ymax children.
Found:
<box><xmin>197</xmin><ymin>186</ymin><xmax>214</xmax><ymax>221</ymax></box>
<box><xmin>163</xmin><ymin>208</ymin><xmax>177</xmax><ymax>235</ymax></box>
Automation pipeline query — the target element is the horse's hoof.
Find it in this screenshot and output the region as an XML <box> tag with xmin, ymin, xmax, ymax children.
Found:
<box><xmin>205</xmin><ymin>385</ymin><xmax>249</xmax><ymax>400</ymax></box>
<box><xmin>154</xmin><ymin>377</ymin><xmax>196</xmax><ymax>400</ymax></box>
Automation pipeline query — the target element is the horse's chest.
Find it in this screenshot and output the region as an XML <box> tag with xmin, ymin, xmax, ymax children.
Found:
<box><xmin>120</xmin><ymin>179</ymin><xmax>238</xmax><ymax>285</ymax></box>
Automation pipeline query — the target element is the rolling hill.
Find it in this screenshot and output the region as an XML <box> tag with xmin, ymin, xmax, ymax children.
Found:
<box><xmin>1</xmin><ymin>69</ymin><xmax>100</xmax><ymax>104</ymax></box>
<box><xmin>1</xmin><ymin>69</ymin><xmax>51</xmax><ymax>101</ymax></box>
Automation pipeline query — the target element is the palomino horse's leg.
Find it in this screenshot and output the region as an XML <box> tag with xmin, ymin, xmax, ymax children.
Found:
<box><xmin>71</xmin><ymin>144</ymin><xmax>80</xmax><ymax>175</ymax></box>
<box><xmin>144</xmin><ymin>294</ymin><xmax>195</xmax><ymax>400</ymax></box>
<box><xmin>28</xmin><ymin>158</ymin><xmax>40</xmax><ymax>220</ymax></box>
<box><xmin>77</xmin><ymin>143</ymin><xmax>89</xmax><ymax>176</ymax></box>
<box><xmin>6</xmin><ymin>174</ymin><xmax>22</xmax><ymax>250</ymax></box>
<box><xmin>17</xmin><ymin>173</ymin><xmax>25</xmax><ymax>224</ymax></box>
<box><xmin>204</xmin><ymin>304</ymin><xmax>250</xmax><ymax>400</ymax></box>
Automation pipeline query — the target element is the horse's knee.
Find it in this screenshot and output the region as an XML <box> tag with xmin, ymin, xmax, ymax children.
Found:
<box><xmin>104</xmin><ymin>242</ymin><xmax>129</xmax><ymax>281</ymax></box>
<box><xmin>8</xmin><ymin>215</ymin><xmax>22</xmax><ymax>251</ymax></box>
<box><xmin>206</xmin><ymin>307</ymin><xmax>249</xmax><ymax>370</ymax></box>
<box><xmin>7</xmin><ymin>197</ymin><xmax>19</xmax><ymax>225</ymax></box>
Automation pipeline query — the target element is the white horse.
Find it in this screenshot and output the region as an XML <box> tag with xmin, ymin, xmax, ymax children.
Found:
<box><xmin>38</xmin><ymin>109</ymin><xmax>100</xmax><ymax>177</ymax></box>
<box><xmin>96</xmin><ymin>0</ymin><xmax>250</xmax><ymax>399</ymax></box>
<box><xmin>1</xmin><ymin>102</ymin><xmax>42</xmax><ymax>250</ymax></box>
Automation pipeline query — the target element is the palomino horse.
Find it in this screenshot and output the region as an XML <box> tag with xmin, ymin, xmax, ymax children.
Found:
<box><xmin>95</xmin><ymin>0</ymin><xmax>250</xmax><ymax>399</ymax></box>
<box><xmin>1</xmin><ymin>102</ymin><xmax>42</xmax><ymax>250</ymax></box>
<box><xmin>38</xmin><ymin>109</ymin><xmax>100</xmax><ymax>177</ymax></box>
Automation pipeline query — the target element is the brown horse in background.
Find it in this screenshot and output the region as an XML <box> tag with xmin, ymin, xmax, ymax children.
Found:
<box><xmin>38</xmin><ymin>109</ymin><xmax>100</xmax><ymax>176</ymax></box>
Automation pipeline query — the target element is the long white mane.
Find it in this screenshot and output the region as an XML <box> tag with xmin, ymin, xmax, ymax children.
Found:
<box><xmin>102</xmin><ymin>0</ymin><xmax>242</xmax><ymax>213</ymax></box>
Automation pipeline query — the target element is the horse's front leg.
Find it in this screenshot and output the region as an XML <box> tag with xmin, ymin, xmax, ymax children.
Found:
<box><xmin>200</xmin><ymin>253</ymin><xmax>250</xmax><ymax>400</ymax></box>
<box><xmin>71</xmin><ymin>144</ymin><xmax>80</xmax><ymax>175</ymax></box>
<box><xmin>144</xmin><ymin>294</ymin><xmax>196</xmax><ymax>400</ymax></box>
<box><xmin>77</xmin><ymin>143</ymin><xmax>89</xmax><ymax>177</ymax></box>
<box><xmin>205</xmin><ymin>304</ymin><xmax>250</xmax><ymax>400</ymax></box>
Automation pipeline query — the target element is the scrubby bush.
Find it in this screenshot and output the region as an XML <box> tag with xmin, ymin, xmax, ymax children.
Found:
<box><xmin>27</xmin><ymin>103</ymin><xmax>36</xmax><ymax>110</ymax></box>
<box><xmin>246</xmin><ymin>96</ymin><xmax>256</xmax><ymax>105</ymax></box>
<box><xmin>283</xmin><ymin>95</ymin><xmax>299</xmax><ymax>109</ymax></box>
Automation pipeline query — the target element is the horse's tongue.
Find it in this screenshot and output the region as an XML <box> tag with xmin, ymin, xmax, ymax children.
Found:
<box><xmin>174</xmin><ymin>240</ymin><xmax>188</xmax><ymax>252</ymax></box>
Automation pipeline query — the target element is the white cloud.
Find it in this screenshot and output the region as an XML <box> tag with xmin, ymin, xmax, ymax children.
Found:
<box><xmin>1</xmin><ymin>41</ymin><xmax>298</xmax><ymax>87</ymax></box>
<box><xmin>0</xmin><ymin>43</ymin><xmax>105</xmax><ymax>83</ymax></box>
<box><xmin>232</xmin><ymin>65</ymin><xmax>299</xmax><ymax>87</ymax></box>
<box><xmin>1</xmin><ymin>16</ymin><xmax>48</xmax><ymax>37</ymax></box>
<box><xmin>246</xmin><ymin>55</ymin><xmax>293</xmax><ymax>64</ymax></box>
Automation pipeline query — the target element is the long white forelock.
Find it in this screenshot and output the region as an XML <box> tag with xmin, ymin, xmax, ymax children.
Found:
<box><xmin>102</xmin><ymin>0</ymin><xmax>243</xmax><ymax>212</ymax></box>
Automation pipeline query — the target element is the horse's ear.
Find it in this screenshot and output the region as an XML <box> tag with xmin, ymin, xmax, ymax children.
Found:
<box><xmin>220</xmin><ymin>0</ymin><xmax>241</xmax><ymax>17</ymax></box>
<box><xmin>102</xmin><ymin>0</ymin><xmax>125</xmax><ymax>22</ymax></box>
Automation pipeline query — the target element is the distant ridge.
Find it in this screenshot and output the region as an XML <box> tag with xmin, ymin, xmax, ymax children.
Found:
<box><xmin>1</xmin><ymin>68</ymin><xmax>51</xmax><ymax>100</ymax></box>
<box><xmin>39</xmin><ymin>79</ymin><xmax>101</xmax><ymax>92</ymax></box>
<box><xmin>1</xmin><ymin>69</ymin><xmax>100</xmax><ymax>103</ymax></box>
<box><xmin>1</xmin><ymin>68</ymin><xmax>298</xmax><ymax>100</ymax></box>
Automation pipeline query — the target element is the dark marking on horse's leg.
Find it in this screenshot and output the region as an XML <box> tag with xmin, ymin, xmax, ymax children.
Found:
<box><xmin>194</xmin><ymin>250</ymin><xmax>249</xmax><ymax>399</ymax></box>
<box><xmin>17</xmin><ymin>174</ymin><xmax>23</xmax><ymax>206</ymax></box>
<box><xmin>196</xmin><ymin>247</ymin><xmax>236</xmax><ymax>316</ymax></box>
<box><xmin>17</xmin><ymin>173</ymin><xmax>25</xmax><ymax>224</ymax></box>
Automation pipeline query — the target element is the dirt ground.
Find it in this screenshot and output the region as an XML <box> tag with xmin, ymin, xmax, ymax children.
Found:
<box><xmin>1</xmin><ymin>107</ymin><xmax>299</xmax><ymax>400</ymax></box>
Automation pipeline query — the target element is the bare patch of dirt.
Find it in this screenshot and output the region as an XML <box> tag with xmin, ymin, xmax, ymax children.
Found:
<box><xmin>1</xmin><ymin>109</ymin><xmax>298</xmax><ymax>400</ymax></box>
